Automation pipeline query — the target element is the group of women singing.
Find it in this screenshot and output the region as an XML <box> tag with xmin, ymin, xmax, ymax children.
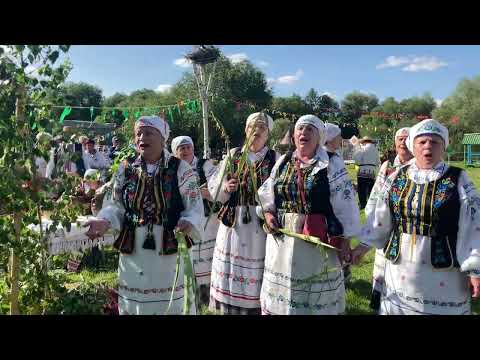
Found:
<box><xmin>84</xmin><ymin>112</ymin><xmax>480</xmax><ymax>315</ymax></box>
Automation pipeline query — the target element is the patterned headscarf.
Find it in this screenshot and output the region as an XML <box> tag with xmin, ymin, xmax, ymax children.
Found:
<box><xmin>407</xmin><ymin>119</ymin><xmax>448</xmax><ymax>152</ymax></box>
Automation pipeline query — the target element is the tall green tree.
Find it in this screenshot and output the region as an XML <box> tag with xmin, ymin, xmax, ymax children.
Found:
<box><xmin>338</xmin><ymin>92</ymin><xmax>378</xmax><ymax>138</ymax></box>
<box><xmin>46</xmin><ymin>81</ymin><xmax>104</xmax><ymax>123</ymax></box>
<box><xmin>433</xmin><ymin>76</ymin><xmax>480</xmax><ymax>152</ymax></box>
<box><xmin>171</xmin><ymin>56</ymin><xmax>273</xmax><ymax>155</ymax></box>
<box><xmin>0</xmin><ymin>45</ymin><xmax>81</xmax><ymax>314</ymax></box>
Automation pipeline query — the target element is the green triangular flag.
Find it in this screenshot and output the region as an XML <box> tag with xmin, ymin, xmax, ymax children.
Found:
<box><xmin>123</xmin><ymin>110</ymin><xmax>129</xmax><ymax>121</ymax></box>
<box><xmin>59</xmin><ymin>107</ymin><xmax>72</xmax><ymax>123</ymax></box>
<box><xmin>134</xmin><ymin>110</ymin><xmax>141</xmax><ymax>119</ymax></box>
<box><xmin>90</xmin><ymin>106</ymin><xmax>94</xmax><ymax>121</ymax></box>
<box><xmin>168</xmin><ymin>107</ymin><xmax>174</xmax><ymax>122</ymax></box>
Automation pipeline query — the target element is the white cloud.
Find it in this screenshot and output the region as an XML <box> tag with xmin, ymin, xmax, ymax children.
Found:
<box><xmin>227</xmin><ymin>53</ymin><xmax>249</xmax><ymax>64</ymax></box>
<box><xmin>376</xmin><ymin>56</ymin><xmax>411</xmax><ymax>69</ymax></box>
<box><xmin>156</xmin><ymin>84</ymin><xmax>172</xmax><ymax>93</ymax></box>
<box><xmin>173</xmin><ymin>58</ymin><xmax>191</xmax><ymax>68</ymax></box>
<box><xmin>435</xmin><ymin>98</ymin><xmax>443</xmax><ymax>107</ymax></box>
<box><xmin>257</xmin><ymin>60</ymin><xmax>269</xmax><ymax>67</ymax></box>
<box><xmin>402</xmin><ymin>56</ymin><xmax>448</xmax><ymax>72</ymax></box>
<box><xmin>376</xmin><ymin>55</ymin><xmax>448</xmax><ymax>72</ymax></box>
<box><xmin>269</xmin><ymin>69</ymin><xmax>304</xmax><ymax>85</ymax></box>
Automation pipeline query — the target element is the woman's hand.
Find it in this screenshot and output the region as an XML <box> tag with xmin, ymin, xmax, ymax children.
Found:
<box><xmin>83</xmin><ymin>218</ymin><xmax>111</xmax><ymax>239</ymax></box>
<box><xmin>176</xmin><ymin>219</ymin><xmax>193</xmax><ymax>235</ymax></box>
<box><xmin>351</xmin><ymin>244</ymin><xmax>371</xmax><ymax>265</ymax></box>
<box><xmin>224</xmin><ymin>178</ymin><xmax>239</xmax><ymax>193</ymax></box>
<box><xmin>338</xmin><ymin>239</ymin><xmax>352</xmax><ymax>266</ymax></box>
<box><xmin>264</xmin><ymin>212</ymin><xmax>279</xmax><ymax>233</ymax></box>
<box><xmin>469</xmin><ymin>276</ymin><xmax>480</xmax><ymax>299</ymax></box>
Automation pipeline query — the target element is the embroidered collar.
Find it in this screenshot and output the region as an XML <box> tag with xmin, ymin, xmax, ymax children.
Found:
<box><xmin>133</xmin><ymin>150</ymin><xmax>172</xmax><ymax>169</ymax></box>
<box><xmin>393</xmin><ymin>155</ymin><xmax>414</xmax><ymax>167</ymax></box>
<box><xmin>293</xmin><ymin>146</ymin><xmax>329</xmax><ymax>173</ymax></box>
<box><xmin>410</xmin><ymin>160</ymin><xmax>446</xmax><ymax>173</ymax></box>
<box><xmin>190</xmin><ymin>156</ymin><xmax>198</xmax><ymax>168</ymax></box>
<box><xmin>248</xmin><ymin>146</ymin><xmax>269</xmax><ymax>162</ymax></box>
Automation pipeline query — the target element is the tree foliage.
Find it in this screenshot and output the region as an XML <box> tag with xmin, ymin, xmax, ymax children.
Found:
<box><xmin>0</xmin><ymin>45</ymin><xmax>82</xmax><ymax>314</ymax></box>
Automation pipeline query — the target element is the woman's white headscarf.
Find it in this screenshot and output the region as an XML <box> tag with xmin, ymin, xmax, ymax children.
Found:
<box><xmin>135</xmin><ymin>115</ymin><xmax>170</xmax><ymax>141</ymax></box>
<box><xmin>245</xmin><ymin>112</ymin><xmax>274</xmax><ymax>132</ymax></box>
<box><xmin>171</xmin><ymin>136</ymin><xmax>194</xmax><ymax>155</ymax></box>
<box><xmin>406</xmin><ymin>119</ymin><xmax>448</xmax><ymax>153</ymax></box>
<box><xmin>325</xmin><ymin>123</ymin><xmax>342</xmax><ymax>143</ymax></box>
<box><xmin>395</xmin><ymin>127</ymin><xmax>410</xmax><ymax>139</ymax></box>
<box><xmin>295</xmin><ymin>115</ymin><xmax>326</xmax><ymax>146</ymax></box>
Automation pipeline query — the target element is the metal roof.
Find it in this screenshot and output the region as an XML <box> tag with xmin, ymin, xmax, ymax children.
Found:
<box><xmin>462</xmin><ymin>133</ymin><xmax>480</xmax><ymax>145</ymax></box>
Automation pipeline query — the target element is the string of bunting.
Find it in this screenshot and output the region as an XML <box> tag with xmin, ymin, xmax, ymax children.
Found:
<box><xmin>26</xmin><ymin>99</ymin><xmax>201</xmax><ymax>125</ymax></box>
<box><xmin>233</xmin><ymin>100</ymin><xmax>433</xmax><ymax>128</ymax></box>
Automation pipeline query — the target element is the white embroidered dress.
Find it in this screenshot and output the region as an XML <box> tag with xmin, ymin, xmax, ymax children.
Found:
<box><xmin>208</xmin><ymin>147</ymin><xmax>278</xmax><ymax>309</ymax></box>
<box><xmin>96</xmin><ymin>151</ymin><xmax>204</xmax><ymax>315</ymax></box>
<box><xmin>360</xmin><ymin>161</ymin><xmax>480</xmax><ymax>315</ymax></box>
<box><xmin>257</xmin><ymin>147</ymin><xmax>360</xmax><ymax>315</ymax></box>
<box><xmin>190</xmin><ymin>156</ymin><xmax>219</xmax><ymax>287</ymax></box>
<box><xmin>365</xmin><ymin>156</ymin><xmax>412</xmax><ymax>301</ymax></box>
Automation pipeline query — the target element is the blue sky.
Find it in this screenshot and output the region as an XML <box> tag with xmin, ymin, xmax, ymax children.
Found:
<box><xmin>65</xmin><ymin>45</ymin><xmax>480</xmax><ymax>105</ymax></box>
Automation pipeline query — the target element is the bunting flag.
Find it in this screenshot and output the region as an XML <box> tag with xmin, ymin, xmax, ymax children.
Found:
<box><xmin>59</xmin><ymin>106</ymin><xmax>72</xmax><ymax>123</ymax></box>
<box><xmin>90</xmin><ymin>106</ymin><xmax>94</xmax><ymax>122</ymax></box>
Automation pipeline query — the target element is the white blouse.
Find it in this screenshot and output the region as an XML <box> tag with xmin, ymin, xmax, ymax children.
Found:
<box><xmin>360</xmin><ymin>160</ymin><xmax>480</xmax><ymax>276</ymax></box>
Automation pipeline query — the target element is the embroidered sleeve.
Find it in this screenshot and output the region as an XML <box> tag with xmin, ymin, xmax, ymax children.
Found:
<box><xmin>207</xmin><ymin>152</ymin><xmax>235</xmax><ymax>204</ymax></box>
<box><xmin>257</xmin><ymin>154</ymin><xmax>286</xmax><ymax>215</ymax></box>
<box><xmin>95</xmin><ymin>162</ymin><xmax>127</xmax><ymax>233</ymax></box>
<box><xmin>365</xmin><ymin>161</ymin><xmax>389</xmax><ymax>218</ymax></box>
<box><xmin>456</xmin><ymin>171</ymin><xmax>480</xmax><ymax>273</ymax></box>
<box><xmin>203</xmin><ymin>159</ymin><xmax>217</xmax><ymax>182</ymax></box>
<box><xmin>359</xmin><ymin>169</ymin><xmax>398</xmax><ymax>249</ymax></box>
<box><xmin>328</xmin><ymin>157</ymin><xmax>361</xmax><ymax>238</ymax></box>
<box><xmin>178</xmin><ymin>160</ymin><xmax>205</xmax><ymax>242</ymax></box>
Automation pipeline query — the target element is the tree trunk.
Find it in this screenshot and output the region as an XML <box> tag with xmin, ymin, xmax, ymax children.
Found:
<box><xmin>9</xmin><ymin>214</ymin><xmax>22</xmax><ymax>315</ymax></box>
<box><xmin>9</xmin><ymin>86</ymin><xmax>27</xmax><ymax>315</ymax></box>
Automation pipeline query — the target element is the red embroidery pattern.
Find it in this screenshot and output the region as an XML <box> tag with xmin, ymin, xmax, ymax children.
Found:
<box><xmin>213</xmin><ymin>269</ymin><xmax>261</xmax><ymax>285</ymax></box>
<box><xmin>214</xmin><ymin>247</ymin><xmax>265</xmax><ymax>263</ymax></box>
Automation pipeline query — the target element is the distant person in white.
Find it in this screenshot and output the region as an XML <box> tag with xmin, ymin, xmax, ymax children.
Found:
<box><xmin>84</xmin><ymin>138</ymin><xmax>108</xmax><ymax>171</ymax></box>
<box><xmin>353</xmin><ymin>136</ymin><xmax>380</xmax><ymax>209</ymax></box>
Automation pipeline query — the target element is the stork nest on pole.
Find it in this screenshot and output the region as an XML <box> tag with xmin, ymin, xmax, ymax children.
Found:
<box><xmin>185</xmin><ymin>46</ymin><xmax>221</xmax><ymax>65</ymax></box>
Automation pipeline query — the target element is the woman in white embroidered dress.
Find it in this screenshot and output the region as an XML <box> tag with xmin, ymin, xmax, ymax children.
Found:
<box><xmin>352</xmin><ymin>119</ymin><xmax>480</xmax><ymax>315</ymax></box>
<box><xmin>171</xmin><ymin>135</ymin><xmax>219</xmax><ymax>306</ymax></box>
<box><xmin>365</xmin><ymin>127</ymin><xmax>413</xmax><ymax>313</ymax></box>
<box><xmin>208</xmin><ymin>112</ymin><xmax>279</xmax><ymax>315</ymax></box>
<box><xmin>258</xmin><ymin>115</ymin><xmax>358</xmax><ymax>315</ymax></box>
<box><xmin>84</xmin><ymin>116</ymin><xmax>204</xmax><ymax>315</ymax></box>
<box><xmin>323</xmin><ymin>123</ymin><xmax>361</xmax><ymax>283</ymax></box>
